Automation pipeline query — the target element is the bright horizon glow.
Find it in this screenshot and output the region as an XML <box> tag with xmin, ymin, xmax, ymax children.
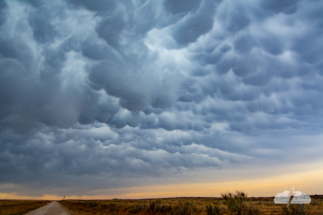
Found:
<box><xmin>2</xmin><ymin>162</ymin><xmax>322</xmax><ymax>200</ymax></box>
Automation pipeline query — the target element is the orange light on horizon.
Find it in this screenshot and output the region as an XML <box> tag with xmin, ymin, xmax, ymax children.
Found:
<box><xmin>1</xmin><ymin>167</ymin><xmax>322</xmax><ymax>200</ymax></box>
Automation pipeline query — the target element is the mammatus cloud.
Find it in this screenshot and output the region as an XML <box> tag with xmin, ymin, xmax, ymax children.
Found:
<box><xmin>0</xmin><ymin>0</ymin><xmax>323</xmax><ymax>196</ymax></box>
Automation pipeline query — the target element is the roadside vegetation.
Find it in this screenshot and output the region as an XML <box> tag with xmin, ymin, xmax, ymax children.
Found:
<box><xmin>0</xmin><ymin>200</ymin><xmax>50</xmax><ymax>215</ymax></box>
<box><xmin>221</xmin><ymin>191</ymin><xmax>260</xmax><ymax>215</ymax></box>
<box><xmin>59</xmin><ymin>193</ymin><xmax>323</xmax><ymax>215</ymax></box>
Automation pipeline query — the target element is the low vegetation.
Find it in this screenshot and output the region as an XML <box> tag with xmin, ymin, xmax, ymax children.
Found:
<box><xmin>221</xmin><ymin>191</ymin><xmax>247</xmax><ymax>215</ymax></box>
<box><xmin>221</xmin><ymin>191</ymin><xmax>261</xmax><ymax>215</ymax></box>
<box><xmin>206</xmin><ymin>203</ymin><xmax>222</xmax><ymax>215</ymax></box>
<box><xmin>59</xmin><ymin>194</ymin><xmax>323</xmax><ymax>215</ymax></box>
<box><xmin>0</xmin><ymin>200</ymin><xmax>50</xmax><ymax>215</ymax></box>
<box><xmin>60</xmin><ymin>199</ymin><xmax>201</xmax><ymax>215</ymax></box>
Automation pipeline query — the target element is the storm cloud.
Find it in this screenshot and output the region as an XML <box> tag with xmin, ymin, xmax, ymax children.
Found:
<box><xmin>1</xmin><ymin>0</ymin><xmax>323</xmax><ymax>196</ymax></box>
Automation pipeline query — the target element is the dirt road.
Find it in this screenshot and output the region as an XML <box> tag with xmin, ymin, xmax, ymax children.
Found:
<box><xmin>25</xmin><ymin>201</ymin><xmax>70</xmax><ymax>215</ymax></box>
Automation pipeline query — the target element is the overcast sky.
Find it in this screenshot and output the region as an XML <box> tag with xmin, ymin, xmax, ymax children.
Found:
<box><xmin>1</xmin><ymin>0</ymin><xmax>323</xmax><ymax>198</ymax></box>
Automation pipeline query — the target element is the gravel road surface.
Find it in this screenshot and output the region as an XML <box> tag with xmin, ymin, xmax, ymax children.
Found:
<box><xmin>25</xmin><ymin>201</ymin><xmax>70</xmax><ymax>215</ymax></box>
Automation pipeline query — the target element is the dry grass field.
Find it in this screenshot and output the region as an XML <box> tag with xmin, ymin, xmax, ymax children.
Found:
<box><xmin>59</xmin><ymin>194</ymin><xmax>323</xmax><ymax>215</ymax></box>
<box><xmin>0</xmin><ymin>200</ymin><xmax>50</xmax><ymax>215</ymax></box>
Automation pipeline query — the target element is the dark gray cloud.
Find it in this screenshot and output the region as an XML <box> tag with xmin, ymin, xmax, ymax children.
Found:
<box><xmin>0</xmin><ymin>0</ymin><xmax>323</xmax><ymax>196</ymax></box>
<box><xmin>171</xmin><ymin>0</ymin><xmax>218</xmax><ymax>45</ymax></box>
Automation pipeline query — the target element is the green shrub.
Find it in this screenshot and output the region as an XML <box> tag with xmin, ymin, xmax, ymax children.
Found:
<box><xmin>206</xmin><ymin>204</ymin><xmax>221</xmax><ymax>215</ymax></box>
<box><xmin>221</xmin><ymin>191</ymin><xmax>247</xmax><ymax>215</ymax></box>
<box><xmin>146</xmin><ymin>200</ymin><xmax>198</xmax><ymax>215</ymax></box>
<box><xmin>173</xmin><ymin>201</ymin><xmax>198</xmax><ymax>215</ymax></box>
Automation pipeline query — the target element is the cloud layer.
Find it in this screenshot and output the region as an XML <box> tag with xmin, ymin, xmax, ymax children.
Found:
<box><xmin>0</xmin><ymin>0</ymin><xmax>323</xmax><ymax>196</ymax></box>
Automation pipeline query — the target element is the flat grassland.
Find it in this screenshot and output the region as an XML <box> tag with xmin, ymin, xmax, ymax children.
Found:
<box><xmin>59</xmin><ymin>195</ymin><xmax>323</xmax><ymax>215</ymax></box>
<box><xmin>0</xmin><ymin>200</ymin><xmax>50</xmax><ymax>215</ymax></box>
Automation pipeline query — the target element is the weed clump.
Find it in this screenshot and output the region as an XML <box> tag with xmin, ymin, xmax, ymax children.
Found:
<box><xmin>283</xmin><ymin>204</ymin><xmax>307</xmax><ymax>215</ymax></box>
<box><xmin>143</xmin><ymin>200</ymin><xmax>197</xmax><ymax>215</ymax></box>
<box><xmin>172</xmin><ymin>201</ymin><xmax>198</xmax><ymax>215</ymax></box>
<box><xmin>221</xmin><ymin>190</ymin><xmax>262</xmax><ymax>215</ymax></box>
<box><xmin>206</xmin><ymin>204</ymin><xmax>222</xmax><ymax>215</ymax></box>
<box><xmin>128</xmin><ymin>203</ymin><xmax>145</xmax><ymax>214</ymax></box>
<box><xmin>245</xmin><ymin>205</ymin><xmax>261</xmax><ymax>215</ymax></box>
<box><xmin>222</xmin><ymin>190</ymin><xmax>247</xmax><ymax>215</ymax></box>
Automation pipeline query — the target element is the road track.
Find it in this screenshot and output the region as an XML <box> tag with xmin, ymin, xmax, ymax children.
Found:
<box><xmin>25</xmin><ymin>201</ymin><xmax>70</xmax><ymax>215</ymax></box>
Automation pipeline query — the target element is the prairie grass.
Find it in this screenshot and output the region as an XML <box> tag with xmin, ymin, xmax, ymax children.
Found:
<box><xmin>59</xmin><ymin>194</ymin><xmax>323</xmax><ymax>215</ymax></box>
<box><xmin>0</xmin><ymin>200</ymin><xmax>50</xmax><ymax>215</ymax></box>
